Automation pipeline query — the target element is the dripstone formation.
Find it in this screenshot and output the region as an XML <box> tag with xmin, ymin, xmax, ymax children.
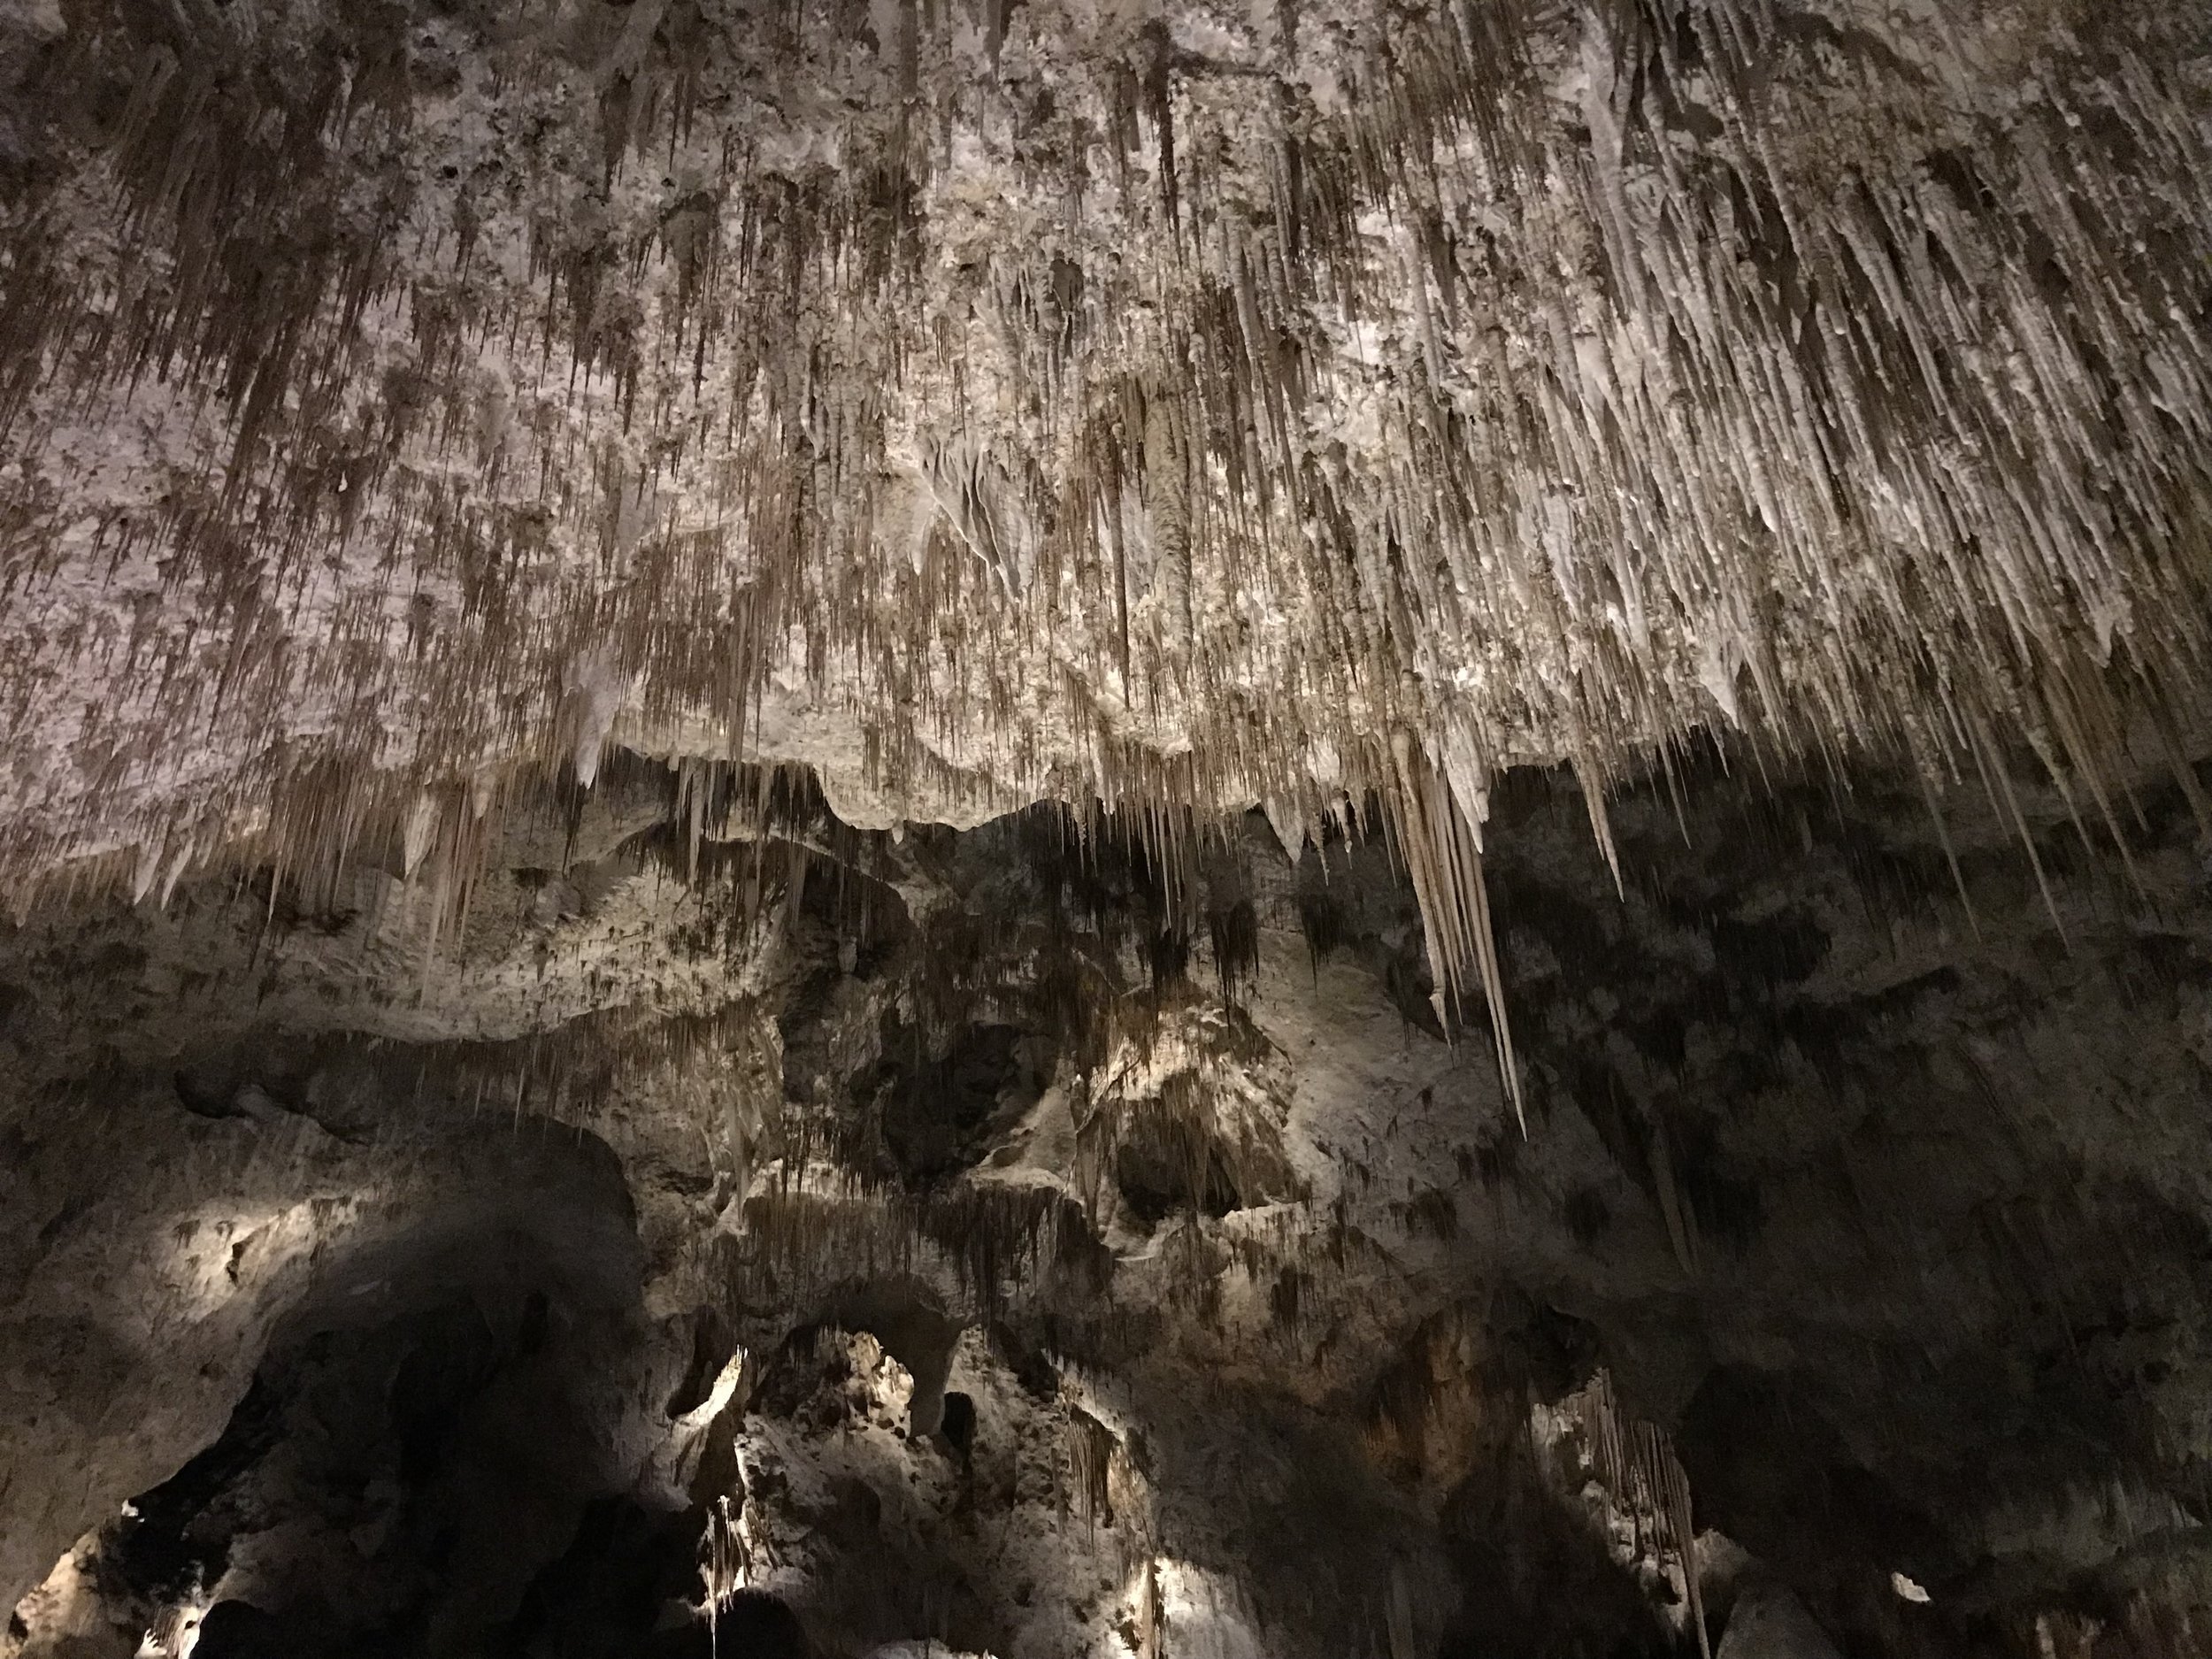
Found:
<box><xmin>2</xmin><ymin>2</ymin><xmax>2209</xmax><ymax>1656</ymax></box>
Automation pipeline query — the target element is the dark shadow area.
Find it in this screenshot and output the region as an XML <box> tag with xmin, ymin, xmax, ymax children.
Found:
<box><xmin>193</xmin><ymin>1600</ymin><xmax>286</xmax><ymax>1658</ymax></box>
<box><xmin>103</xmin><ymin>1274</ymin><xmax>643</xmax><ymax>1656</ymax></box>
<box><xmin>501</xmin><ymin>1496</ymin><xmax>714</xmax><ymax>1658</ymax></box>
<box><xmin>67</xmin><ymin>1133</ymin><xmax>657</xmax><ymax>1659</ymax></box>
<box><xmin>707</xmin><ymin>1591</ymin><xmax>813</xmax><ymax>1659</ymax></box>
<box><xmin>939</xmin><ymin>1391</ymin><xmax>975</xmax><ymax>1460</ymax></box>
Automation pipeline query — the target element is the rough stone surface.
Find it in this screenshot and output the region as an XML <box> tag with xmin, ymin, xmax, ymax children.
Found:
<box><xmin>0</xmin><ymin>741</ymin><xmax>2208</xmax><ymax>1656</ymax></box>
<box><xmin>0</xmin><ymin>0</ymin><xmax>2206</xmax><ymax>900</ymax></box>
<box><xmin>4</xmin><ymin>3</ymin><xmax>2212</xmax><ymax>1655</ymax></box>
<box><xmin>1717</xmin><ymin>1581</ymin><xmax>1846</xmax><ymax>1659</ymax></box>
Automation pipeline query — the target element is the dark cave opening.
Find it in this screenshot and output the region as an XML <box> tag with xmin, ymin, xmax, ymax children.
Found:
<box><xmin>860</xmin><ymin>1019</ymin><xmax>1034</xmax><ymax>1187</ymax></box>
<box><xmin>188</xmin><ymin>1601</ymin><xmax>277</xmax><ymax>1658</ymax></box>
<box><xmin>939</xmin><ymin>1390</ymin><xmax>976</xmax><ymax>1460</ymax></box>
<box><xmin>1111</xmin><ymin>1130</ymin><xmax>1243</xmax><ymax>1226</ymax></box>
<box><xmin>502</xmin><ymin>1497</ymin><xmax>719</xmax><ymax>1659</ymax></box>
<box><xmin>708</xmin><ymin>1591</ymin><xmax>814</xmax><ymax>1659</ymax></box>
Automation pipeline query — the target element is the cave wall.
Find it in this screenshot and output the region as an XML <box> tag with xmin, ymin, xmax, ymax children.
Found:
<box><xmin>2</xmin><ymin>0</ymin><xmax>2208</xmax><ymax>1652</ymax></box>
<box><xmin>0</xmin><ymin>743</ymin><xmax>2208</xmax><ymax>1657</ymax></box>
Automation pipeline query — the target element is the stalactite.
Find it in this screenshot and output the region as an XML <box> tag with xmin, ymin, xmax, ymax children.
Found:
<box><xmin>1571</xmin><ymin>1368</ymin><xmax>1711</xmax><ymax>1659</ymax></box>
<box><xmin>1386</xmin><ymin>729</ymin><xmax>1525</xmax><ymax>1131</ymax></box>
<box><xmin>1</xmin><ymin>0</ymin><xmax>2202</xmax><ymax>964</ymax></box>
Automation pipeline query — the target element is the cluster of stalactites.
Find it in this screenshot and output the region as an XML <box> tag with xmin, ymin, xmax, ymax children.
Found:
<box><xmin>0</xmin><ymin>0</ymin><xmax>2208</xmax><ymax>1009</ymax></box>
<box><xmin>1559</xmin><ymin>1367</ymin><xmax>1712</xmax><ymax>1659</ymax></box>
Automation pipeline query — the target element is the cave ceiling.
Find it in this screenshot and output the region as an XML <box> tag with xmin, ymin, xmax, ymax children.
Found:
<box><xmin>3</xmin><ymin>1</ymin><xmax>2212</xmax><ymax>1657</ymax></box>
<box><xmin>0</xmin><ymin>0</ymin><xmax>2206</xmax><ymax>876</ymax></box>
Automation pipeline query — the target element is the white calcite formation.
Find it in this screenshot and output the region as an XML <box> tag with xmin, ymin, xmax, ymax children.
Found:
<box><xmin>1</xmin><ymin>0</ymin><xmax>2208</xmax><ymax>923</ymax></box>
<box><xmin>4</xmin><ymin>4</ymin><xmax>2212</xmax><ymax>1658</ymax></box>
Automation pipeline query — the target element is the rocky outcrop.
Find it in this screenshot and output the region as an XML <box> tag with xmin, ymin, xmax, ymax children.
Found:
<box><xmin>2</xmin><ymin>741</ymin><xmax>2208</xmax><ymax>1657</ymax></box>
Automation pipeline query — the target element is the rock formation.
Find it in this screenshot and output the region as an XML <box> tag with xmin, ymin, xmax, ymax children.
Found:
<box><xmin>1</xmin><ymin>1</ymin><xmax>2208</xmax><ymax>1656</ymax></box>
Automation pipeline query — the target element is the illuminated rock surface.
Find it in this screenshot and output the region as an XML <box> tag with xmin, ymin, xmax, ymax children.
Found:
<box><xmin>1</xmin><ymin>1</ymin><xmax>2209</xmax><ymax>1655</ymax></box>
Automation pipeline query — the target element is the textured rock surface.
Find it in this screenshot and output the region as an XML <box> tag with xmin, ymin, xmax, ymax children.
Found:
<box><xmin>4</xmin><ymin>1</ymin><xmax>2212</xmax><ymax>1655</ymax></box>
<box><xmin>1717</xmin><ymin>1582</ymin><xmax>1846</xmax><ymax>1659</ymax></box>
<box><xmin>0</xmin><ymin>0</ymin><xmax>2207</xmax><ymax>902</ymax></box>
<box><xmin>1</xmin><ymin>742</ymin><xmax>2209</xmax><ymax>1656</ymax></box>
